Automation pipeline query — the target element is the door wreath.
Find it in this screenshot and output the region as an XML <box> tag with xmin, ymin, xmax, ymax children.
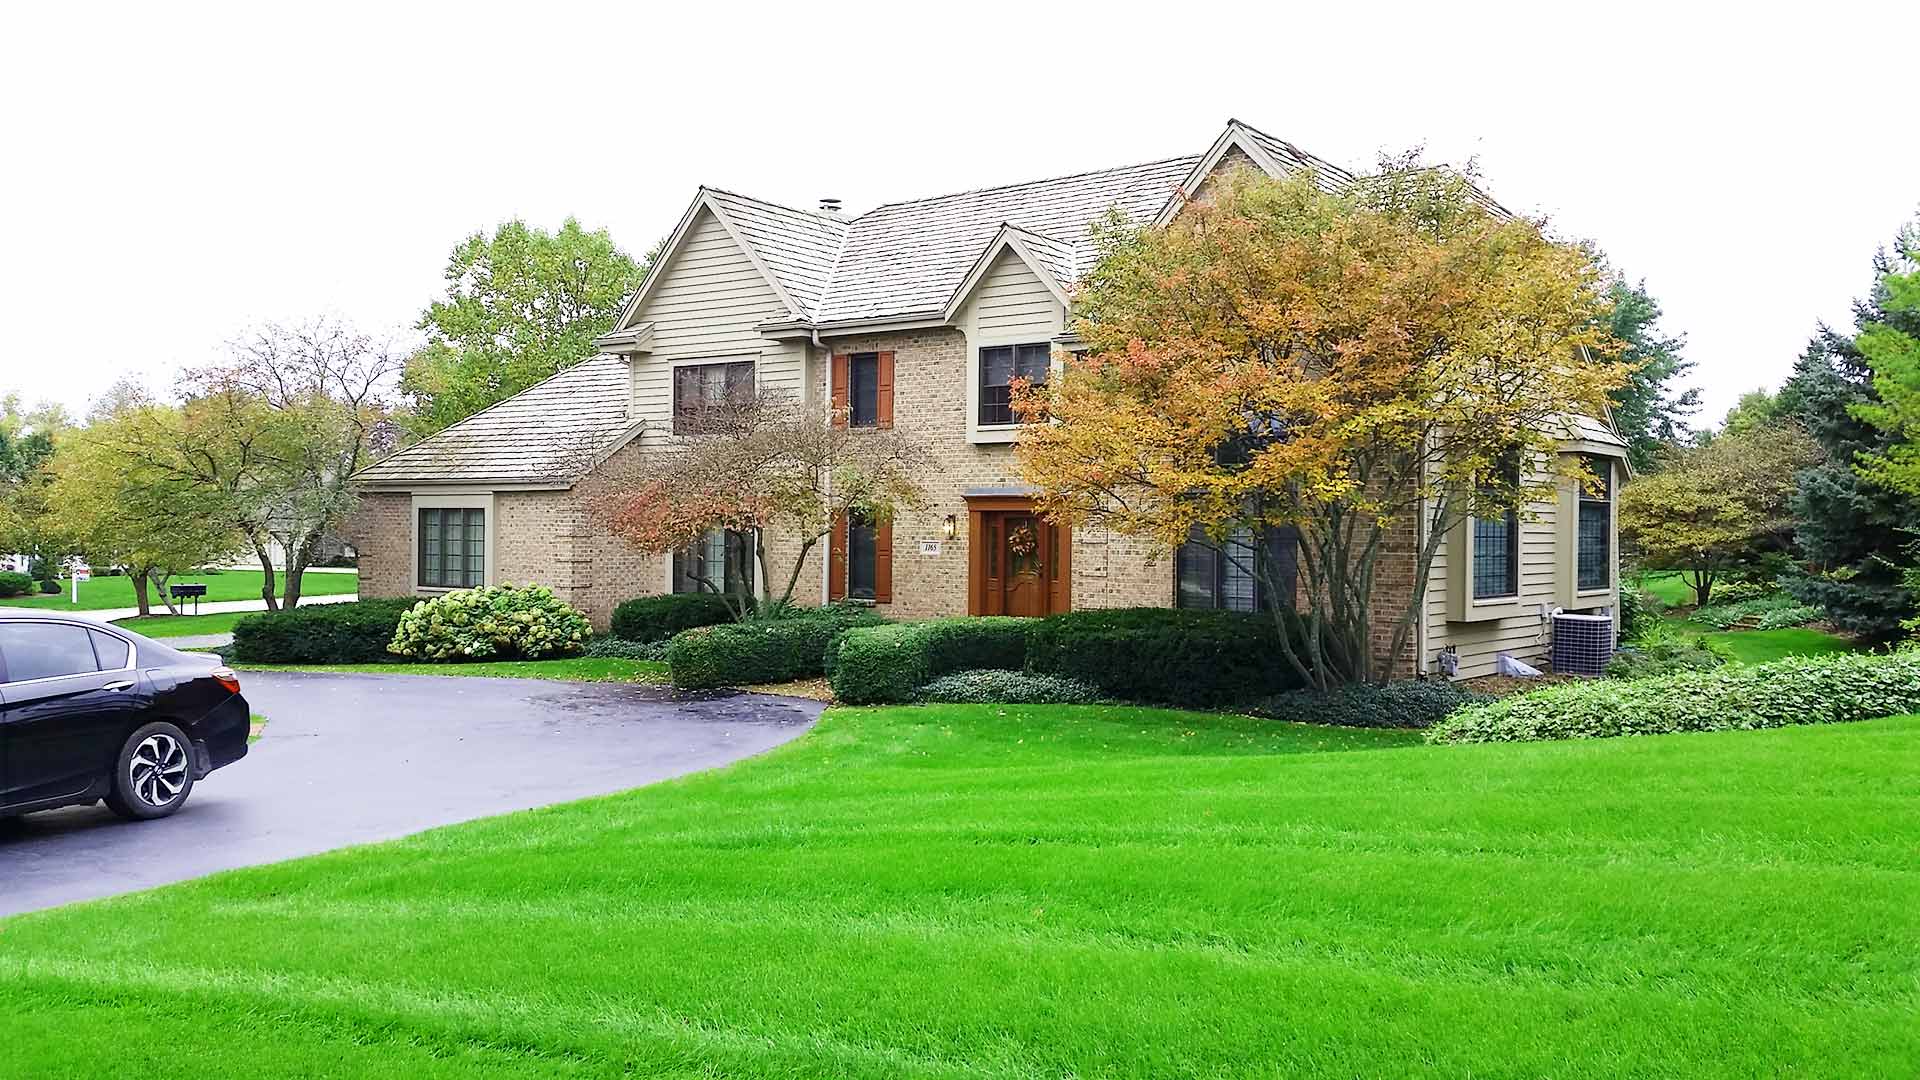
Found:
<box><xmin>1007</xmin><ymin>522</ymin><xmax>1039</xmax><ymax>558</ymax></box>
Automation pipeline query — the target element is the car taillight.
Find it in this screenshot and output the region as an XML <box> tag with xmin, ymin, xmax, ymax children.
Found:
<box><xmin>211</xmin><ymin>667</ymin><xmax>241</xmax><ymax>695</ymax></box>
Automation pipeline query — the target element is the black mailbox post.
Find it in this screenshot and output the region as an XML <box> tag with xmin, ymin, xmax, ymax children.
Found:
<box><xmin>169</xmin><ymin>582</ymin><xmax>208</xmax><ymax>615</ymax></box>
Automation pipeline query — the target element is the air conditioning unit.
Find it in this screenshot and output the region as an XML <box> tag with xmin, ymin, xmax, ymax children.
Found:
<box><xmin>1551</xmin><ymin>611</ymin><xmax>1614</xmax><ymax>676</ymax></box>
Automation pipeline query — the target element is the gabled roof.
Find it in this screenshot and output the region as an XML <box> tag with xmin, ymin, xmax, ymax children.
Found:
<box><xmin>352</xmin><ymin>355</ymin><xmax>639</xmax><ymax>488</ymax></box>
<box><xmin>941</xmin><ymin>224</ymin><xmax>1075</xmax><ymax>322</ymax></box>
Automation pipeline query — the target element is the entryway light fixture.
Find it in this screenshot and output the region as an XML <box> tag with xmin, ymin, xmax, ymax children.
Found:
<box><xmin>943</xmin><ymin>514</ymin><xmax>957</xmax><ymax>540</ymax></box>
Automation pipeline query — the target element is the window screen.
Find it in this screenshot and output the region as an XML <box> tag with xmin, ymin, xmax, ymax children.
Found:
<box><xmin>419</xmin><ymin>508</ymin><xmax>486</xmax><ymax>589</ymax></box>
<box><xmin>1577</xmin><ymin>458</ymin><xmax>1612</xmax><ymax>591</ymax></box>
<box><xmin>849</xmin><ymin>353</ymin><xmax>880</xmax><ymax>427</ymax></box>
<box><xmin>0</xmin><ymin>623</ymin><xmax>104</xmax><ymax>683</ymax></box>
<box><xmin>847</xmin><ymin>514</ymin><xmax>877</xmax><ymax>600</ymax></box>
<box><xmin>978</xmin><ymin>343</ymin><xmax>1049</xmax><ymax>426</ymax></box>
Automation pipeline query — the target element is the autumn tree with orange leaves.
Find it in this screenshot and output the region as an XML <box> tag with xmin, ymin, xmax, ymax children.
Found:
<box><xmin>596</xmin><ymin>392</ymin><xmax>931</xmax><ymax>620</ymax></box>
<box><xmin>1016</xmin><ymin>164</ymin><xmax>1628</xmax><ymax>687</ymax></box>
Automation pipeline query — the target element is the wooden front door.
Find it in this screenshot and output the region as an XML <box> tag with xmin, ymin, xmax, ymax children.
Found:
<box><xmin>968</xmin><ymin>500</ymin><xmax>1070</xmax><ymax>616</ymax></box>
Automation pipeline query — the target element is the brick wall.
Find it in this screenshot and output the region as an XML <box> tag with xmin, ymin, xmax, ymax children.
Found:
<box><xmin>343</xmin><ymin>492</ymin><xmax>411</xmax><ymax>598</ymax></box>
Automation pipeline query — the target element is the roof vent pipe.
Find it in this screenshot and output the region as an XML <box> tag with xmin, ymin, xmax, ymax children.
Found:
<box><xmin>818</xmin><ymin>197</ymin><xmax>842</xmax><ymax>214</ymax></box>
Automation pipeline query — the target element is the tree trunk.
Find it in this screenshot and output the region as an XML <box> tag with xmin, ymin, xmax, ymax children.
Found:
<box><xmin>284</xmin><ymin>531</ymin><xmax>319</xmax><ymax>610</ymax></box>
<box><xmin>251</xmin><ymin>539</ymin><xmax>280</xmax><ymax>611</ymax></box>
<box><xmin>130</xmin><ymin>564</ymin><xmax>152</xmax><ymax>617</ymax></box>
<box><xmin>150</xmin><ymin>568</ymin><xmax>183</xmax><ymax>616</ymax></box>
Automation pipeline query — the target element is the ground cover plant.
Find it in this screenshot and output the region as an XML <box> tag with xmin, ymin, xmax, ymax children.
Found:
<box><xmin>1432</xmin><ymin>649</ymin><xmax>1920</xmax><ymax>743</ymax></box>
<box><xmin>0</xmin><ymin>569</ymin><xmax>358</xmax><ymax>611</ymax></box>
<box><xmin>2</xmin><ymin>704</ymin><xmax>1915</xmax><ymax>1077</ymax></box>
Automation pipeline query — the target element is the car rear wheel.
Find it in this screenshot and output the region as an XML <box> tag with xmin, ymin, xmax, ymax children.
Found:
<box><xmin>105</xmin><ymin>722</ymin><xmax>196</xmax><ymax>821</ymax></box>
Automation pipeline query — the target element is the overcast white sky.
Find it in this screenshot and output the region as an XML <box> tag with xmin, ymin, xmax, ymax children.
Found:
<box><xmin>4</xmin><ymin>2</ymin><xmax>1914</xmax><ymax>428</ymax></box>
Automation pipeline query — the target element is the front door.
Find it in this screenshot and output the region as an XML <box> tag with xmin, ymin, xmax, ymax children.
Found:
<box><xmin>970</xmin><ymin>505</ymin><xmax>1069</xmax><ymax>617</ymax></box>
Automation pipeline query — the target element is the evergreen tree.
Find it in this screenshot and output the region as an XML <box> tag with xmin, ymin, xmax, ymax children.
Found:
<box><xmin>1780</xmin><ymin>232</ymin><xmax>1920</xmax><ymax>637</ymax></box>
<box><xmin>1603</xmin><ymin>278</ymin><xmax>1700</xmax><ymax>472</ymax></box>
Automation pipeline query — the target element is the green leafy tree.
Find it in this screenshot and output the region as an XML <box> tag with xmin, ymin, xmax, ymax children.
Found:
<box><xmin>1716</xmin><ymin>388</ymin><xmax>1788</xmax><ymax>439</ymax></box>
<box><xmin>1620</xmin><ymin>424</ymin><xmax>1823</xmax><ymax>606</ymax></box>
<box><xmin>0</xmin><ymin>395</ymin><xmax>73</xmax><ymax>577</ymax></box>
<box><xmin>401</xmin><ymin>218</ymin><xmax>651</xmax><ymax>435</ymax></box>
<box><xmin>50</xmin><ymin>398</ymin><xmax>242</xmax><ymax>616</ymax></box>
<box><xmin>1779</xmin><ymin>225</ymin><xmax>1920</xmax><ymax>637</ymax></box>
<box><xmin>1602</xmin><ymin>277</ymin><xmax>1699</xmax><ymax>472</ymax></box>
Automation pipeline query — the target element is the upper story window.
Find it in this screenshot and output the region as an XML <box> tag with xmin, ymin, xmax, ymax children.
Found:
<box><xmin>979</xmin><ymin>343</ymin><xmax>1050</xmax><ymax>426</ymax></box>
<box><xmin>419</xmin><ymin>508</ymin><xmax>485</xmax><ymax>589</ymax></box>
<box><xmin>849</xmin><ymin>353</ymin><xmax>880</xmax><ymax>427</ymax></box>
<box><xmin>673</xmin><ymin>360</ymin><xmax>755</xmax><ymax>434</ymax></box>
<box><xmin>832</xmin><ymin>352</ymin><xmax>893</xmax><ymax>429</ymax></box>
<box><xmin>1471</xmin><ymin>454</ymin><xmax>1522</xmax><ymax>601</ymax></box>
<box><xmin>1576</xmin><ymin>456</ymin><xmax>1612</xmax><ymax>591</ymax></box>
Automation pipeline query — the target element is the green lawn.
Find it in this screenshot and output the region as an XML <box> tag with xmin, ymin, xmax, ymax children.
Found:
<box><xmin>111</xmin><ymin>610</ymin><xmax>255</xmax><ymax>638</ymax></box>
<box><xmin>3</xmin><ymin>703</ymin><xmax>1914</xmax><ymax>1077</ymax></box>
<box><xmin>0</xmin><ymin>570</ymin><xmax>357</xmax><ymax>611</ymax></box>
<box><xmin>1633</xmin><ymin>569</ymin><xmax>1696</xmax><ymax>606</ymax></box>
<box><xmin>232</xmin><ymin>657</ymin><xmax>669</xmax><ymax>684</ymax></box>
<box><xmin>1701</xmin><ymin>625</ymin><xmax>1863</xmax><ymax>664</ymax></box>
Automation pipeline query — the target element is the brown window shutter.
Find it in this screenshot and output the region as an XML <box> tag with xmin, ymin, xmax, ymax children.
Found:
<box><xmin>875</xmin><ymin>351</ymin><xmax>895</xmax><ymax>429</ymax></box>
<box><xmin>827</xmin><ymin>512</ymin><xmax>848</xmax><ymax>601</ymax></box>
<box><xmin>873</xmin><ymin>518</ymin><xmax>893</xmax><ymax>604</ymax></box>
<box><xmin>830</xmin><ymin>354</ymin><xmax>850</xmax><ymax>428</ymax></box>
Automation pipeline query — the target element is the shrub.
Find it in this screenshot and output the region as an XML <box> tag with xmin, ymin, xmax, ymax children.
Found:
<box><xmin>0</xmin><ymin>570</ymin><xmax>34</xmax><ymax>597</ymax></box>
<box><xmin>1706</xmin><ymin>579</ymin><xmax>1773</xmax><ymax>606</ymax></box>
<box><xmin>1428</xmin><ymin>649</ymin><xmax>1920</xmax><ymax>744</ymax></box>
<box><xmin>1252</xmin><ymin>679</ymin><xmax>1494</xmax><ymax>730</ymax></box>
<box><xmin>1025</xmin><ymin>607</ymin><xmax>1306</xmax><ymax>708</ymax></box>
<box><xmin>230</xmin><ymin>598</ymin><xmax>423</xmax><ymax>664</ymax></box>
<box><xmin>37</xmin><ymin>578</ymin><xmax>59</xmax><ymax>594</ymax></box>
<box><xmin>1692</xmin><ymin>593</ymin><xmax>1816</xmax><ymax>631</ymax></box>
<box><xmin>609</xmin><ymin>592</ymin><xmax>743</xmax><ymax>643</ymax></box>
<box><xmin>1605</xmin><ymin>634</ymin><xmax>1725</xmax><ymax>678</ymax></box>
<box><xmin>1615</xmin><ymin>584</ymin><xmax>1661</xmax><ymax>642</ymax></box>
<box><xmin>581</xmin><ymin>636</ymin><xmax>670</xmax><ymax>661</ymax></box>
<box><xmin>388</xmin><ymin>583</ymin><xmax>591</xmax><ymax>661</ymax></box>
<box><xmin>667</xmin><ymin>604</ymin><xmax>888</xmax><ymax>689</ymax></box>
<box><xmin>1754</xmin><ymin>604</ymin><xmax>1824</xmax><ymax>631</ymax></box>
<box><xmin>915</xmin><ymin>669</ymin><xmax>1103</xmax><ymax>705</ymax></box>
<box><xmin>830</xmin><ymin>617</ymin><xmax>1033</xmax><ymax>705</ymax></box>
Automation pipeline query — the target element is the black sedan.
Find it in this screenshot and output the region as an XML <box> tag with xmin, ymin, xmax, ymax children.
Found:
<box><xmin>0</xmin><ymin>610</ymin><xmax>249</xmax><ymax>820</ymax></box>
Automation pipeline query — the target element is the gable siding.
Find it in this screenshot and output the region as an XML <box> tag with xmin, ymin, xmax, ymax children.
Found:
<box><xmin>964</xmin><ymin>249</ymin><xmax>1061</xmax><ymax>339</ymax></box>
<box><xmin>629</xmin><ymin>208</ymin><xmax>793</xmax><ymax>438</ymax></box>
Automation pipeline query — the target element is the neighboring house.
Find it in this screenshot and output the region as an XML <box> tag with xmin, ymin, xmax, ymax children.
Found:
<box><xmin>349</xmin><ymin>119</ymin><xmax>1627</xmax><ymax>680</ymax></box>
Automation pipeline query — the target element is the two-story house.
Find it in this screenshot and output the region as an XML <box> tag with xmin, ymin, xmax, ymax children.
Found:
<box><xmin>348</xmin><ymin>119</ymin><xmax>1628</xmax><ymax>679</ymax></box>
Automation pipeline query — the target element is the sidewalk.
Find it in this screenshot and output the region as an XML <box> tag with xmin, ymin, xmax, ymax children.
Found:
<box><xmin>75</xmin><ymin>593</ymin><xmax>360</xmax><ymax>624</ymax></box>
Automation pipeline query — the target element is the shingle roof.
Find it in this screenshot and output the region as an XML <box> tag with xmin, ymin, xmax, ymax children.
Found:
<box><xmin>353</xmin><ymin>355</ymin><xmax>636</xmax><ymax>486</ymax></box>
<box><xmin>810</xmin><ymin>155</ymin><xmax>1198</xmax><ymax>322</ymax></box>
<box><xmin>702</xmin><ymin>187</ymin><xmax>847</xmax><ymax>316</ymax></box>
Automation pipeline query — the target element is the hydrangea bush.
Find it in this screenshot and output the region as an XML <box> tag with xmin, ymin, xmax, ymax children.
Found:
<box><xmin>388</xmin><ymin>583</ymin><xmax>591</xmax><ymax>661</ymax></box>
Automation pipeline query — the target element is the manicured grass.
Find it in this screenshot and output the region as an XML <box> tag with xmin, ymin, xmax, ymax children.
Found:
<box><xmin>1633</xmin><ymin>569</ymin><xmax>1695</xmax><ymax>606</ymax></box>
<box><xmin>248</xmin><ymin>713</ymin><xmax>268</xmax><ymax>743</ymax></box>
<box><xmin>3</xmin><ymin>703</ymin><xmax>1915</xmax><ymax>1077</ymax></box>
<box><xmin>232</xmin><ymin>657</ymin><xmax>669</xmax><ymax>684</ymax></box>
<box><xmin>111</xmin><ymin>610</ymin><xmax>254</xmax><ymax>638</ymax></box>
<box><xmin>0</xmin><ymin>570</ymin><xmax>358</xmax><ymax>611</ymax></box>
<box><xmin>1701</xmin><ymin>625</ymin><xmax>1862</xmax><ymax>664</ymax></box>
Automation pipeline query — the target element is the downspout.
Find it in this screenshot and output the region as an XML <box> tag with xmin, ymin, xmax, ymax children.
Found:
<box><xmin>813</xmin><ymin>326</ymin><xmax>832</xmax><ymax>606</ymax></box>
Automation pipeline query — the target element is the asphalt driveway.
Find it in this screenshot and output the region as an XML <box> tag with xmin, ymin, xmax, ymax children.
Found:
<box><xmin>0</xmin><ymin>671</ymin><xmax>821</xmax><ymax>917</ymax></box>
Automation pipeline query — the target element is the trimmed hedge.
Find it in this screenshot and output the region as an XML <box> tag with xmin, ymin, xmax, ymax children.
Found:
<box><xmin>1026</xmin><ymin>607</ymin><xmax>1305</xmax><ymax>708</ymax></box>
<box><xmin>667</xmin><ymin>605</ymin><xmax>888</xmax><ymax>690</ymax></box>
<box><xmin>581</xmin><ymin>636</ymin><xmax>670</xmax><ymax>661</ymax></box>
<box><xmin>610</xmin><ymin>592</ymin><xmax>742</xmax><ymax>643</ymax></box>
<box><xmin>1253</xmin><ymin>680</ymin><xmax>1493</xmax><ymax>730</ymax></box>
<box><xmin>230</xmin><ymin>598</ymin><xmax>422</xmax><ymax>664</ymax></box>
<box><xmin>37</xmin><ymin>578</ymin><xmax>59</xmax><ymax>594</ymax></box>
<box><xmin>1428</xmin><ymin>650</ymin><xmax>1920</xmax><ymax>744</ymax></box>
<box><xmin>916</xmin><ymin>669</ymin><xmax>1102</xmax><ymax>705</ymax></box>
<box><xmin>389</xmin><ymin>583</ymin><xmax>591</xmax><ymax>661</ymax></box>
<box><xmin>0</xmin><ymin>570</ymin><xmax>34</xmax><ymax>597</ymax></box>
<box><xmin>830</xmin><ymin>617</ymin><xmax>1033</xmax><ymax>705</ymax></box>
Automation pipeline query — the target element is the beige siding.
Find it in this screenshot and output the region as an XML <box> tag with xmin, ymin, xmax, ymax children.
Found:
<box><xmin>963</xmin><ymin>248</ymin><xmax>1061</xmax><ymax>338</ymax></box>
<box><xmin>1424</xmin><ymin>488</ymin><xmax>1559</xmax><ymax>681</ymax></box>
<box><xmin>627</xmin><ymin>208</ymin><xmax>795</xmax><ymax>440</ymax></box>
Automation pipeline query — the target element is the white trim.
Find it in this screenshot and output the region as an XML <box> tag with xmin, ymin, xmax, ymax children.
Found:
<box><xmin>965</xmin><ymin>332</ymin><xmax>1058</xmax><ymax>445</ymax></box>
<box><xmin>615</xmin><ymin>192</ymin><xmax>803</xmax><ymax>332</ymax></box>
<box><xmin>940</xmin><ymin>225</ymin><xmax>1073</xmax><ymax>323</ymax></box>
<box><xmin>1153</xmin><ymin>121</ymin><xmax>1288</xmax><ymax>227</ymax></box>
<box><xmin>408</xmin><ymin>493</ymin><xmax>497</xmax><ymax>594</ymax></box>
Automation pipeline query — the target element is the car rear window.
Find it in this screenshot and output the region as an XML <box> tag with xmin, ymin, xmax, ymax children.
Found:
<box><xmin>90</xmin><ymin>629</ymin><xmax>132</xmax><ymax>669</ymax></box>
<box><xmin>0</xmin><ymin>623</ymin><xmax>105</xmax><ymax>683</ymax></box>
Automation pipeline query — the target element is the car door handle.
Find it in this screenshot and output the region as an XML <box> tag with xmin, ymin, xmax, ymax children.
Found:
<box><xmin>102</xmin><ymin>679</ymin><xmax>135</xmax><ymax>692</ymax></box>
